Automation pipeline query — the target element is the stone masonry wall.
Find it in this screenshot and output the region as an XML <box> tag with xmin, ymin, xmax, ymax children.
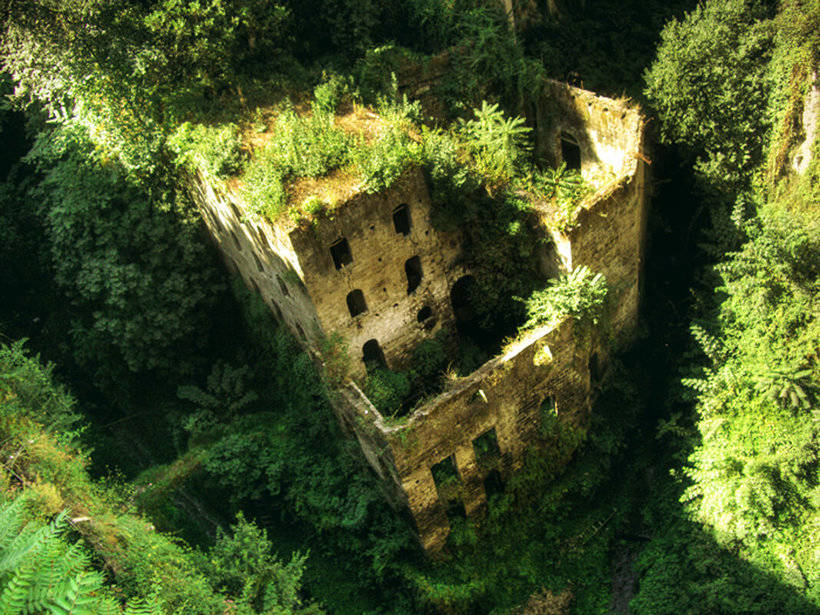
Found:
<box><xmin>569</xmin><ymin>156</ymin><xmax>648</xmax><ymax>345</ymax></box>
<box><xmin>189</xmin><ymin>174</ymin><xmax>323</xmax><ymax>347</ymax></box>
<box><xmin>339</xmin><ymin>319</ymin><xmax>592</xmax><ymax>553</ymax></box>
<box><xmin>288</xmin><ymin>168</ymin><xmax>464</xmax><ymax>377</ymax></box>
<box><xmin>534</xmin><ymin>79</ymin><xmax>643</xmax><ymax>180</ymax></box>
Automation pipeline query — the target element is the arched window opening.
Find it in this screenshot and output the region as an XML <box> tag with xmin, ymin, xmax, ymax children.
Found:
<box><xmin>330</xmin><ymin>238</ymin><xmax>352</xmax><ymax>269</ymax></box>
<box><xmin>278</xmin><ymin>276</ymin><xmax>289</xmax><ymax>297</ymax></box>
<box><xmin>253</xmin><ymin>252</ymin><xmax>264</xmax><ymax>272</ymax></box>
<box><xmin>230</xmin><ymin>231</ymin><xmax>242</xmax><ymax>251</ymax></box>
<box><xmin>560</xmin><ymin>133</ymin><xmax>582</xmax><ymax>171</ymax></box>
<box><xmin>230</xmin><ymin>201</ymin><xmax>242</xmax><ymax>220</ymax></box>
<box><xmin>362</xmin><ymin>339</ymin><xmax>386</xmax><ymax>371</ymax></box>
<box><xmin>393</xmin><ymin>204</ymin><xmax>411</xmax><ymax>236</ymax></box>
<box><xmin>417</xmin><ymin>306</ymin><xmax>433</xmax><ymax>322</ymax></box>
<box><xmin>405</xmin><ymin>256</ymin><xmax>422</xmax><ymax>294</ymax></box>
<box><xmin>346</xmin><ymin>289</ymin><xmax>368</xmax><ymax>317</ymax></box>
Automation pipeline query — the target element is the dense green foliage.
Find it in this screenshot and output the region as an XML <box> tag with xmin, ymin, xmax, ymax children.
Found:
<box><xmin>523</xmin><ymin>266</ymin><xmax>608</xmax><ymax>329</ymax></box>
<box><xmin>0</xmin><ymin>339</ymin><xmax>319</xmax><ymax>614</ymax></box>
<box><xmin>634</xmin><ymin>0</ymin><xmax>820</xmax><ymax>610</ymax></box>
<box><xmin>2</xmin><ymin>0</ymin><xmax>818</xmax><ymax>612</ymax></box>
<box><xmin>0</xmin><ymin>500</ymin><xmax>162</xmax><ymax>615</ymax></box>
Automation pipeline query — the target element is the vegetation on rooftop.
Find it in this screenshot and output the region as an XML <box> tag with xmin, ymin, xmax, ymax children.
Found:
<box><xmin>0</xmin><ymin>0</ymin><xmax>818</xmax><ymax>612</ymax></box>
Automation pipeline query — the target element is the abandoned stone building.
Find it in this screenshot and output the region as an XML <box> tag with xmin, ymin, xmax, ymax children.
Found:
<box><xmin>190</xmin><ymin>78</ymin><xmax>648</xmax><ymax>553</ymax></box>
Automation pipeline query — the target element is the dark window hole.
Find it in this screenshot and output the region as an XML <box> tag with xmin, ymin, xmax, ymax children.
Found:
<box><xmin>362</xmin><ymin>339</ymin><xmax>386</xmax><ymax>371</ymax></box>
<box><xmin>473</xmin><ymin>428</ymin><xmax>501</xmax><ymax>465</ymax></box>
<box><xmin>393</xmin><ymin>204</ymin><xmax>411</xmax><ymax>236</ymax></box>
<box><xmin>483</xmin><ymin>469</ymin><xmax>505</xmax><ymax>501</ymax></box>
<box><xmin>431</xmin><ymin>455</ymin><xmax>461</xmax><ymax>502</ymax></box>
<box><xmin>405</xmin><ymin>256</ymin><xmax>422</xmax><ymax>294</ymax></box>
<box><xmin>278</xmin><ymin>276</ymin><xmax>289</xmax><ymax>297</ymax></box>
<box><xmin>346</xmin><ymin>289</ymin><xmax>367</xmax><ymax>317</ymax></box>
<box><xmin>560</xmin><ymin>134</ymin><xmax>582</xmax><ymax>171</ymax></box>
<box><xmin>330</xmin><ymin>238</ymin><xmax>352</xmax><ymax>269</ymax></box>
<box><xmin>589</xmin><ymin>352</ymin><xmax>604</xmax><ymax>382</ymax></box>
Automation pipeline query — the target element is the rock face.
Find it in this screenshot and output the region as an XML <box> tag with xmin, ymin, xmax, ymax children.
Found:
<box><xmin>793</xmin><ymin>69</ymin><xmax>819</xmax><ymax>175</ymax></box>
<box><xmin>190</xmin><ymin>79</ymin><xmax>649</xmax><ymax>554</ymax></box>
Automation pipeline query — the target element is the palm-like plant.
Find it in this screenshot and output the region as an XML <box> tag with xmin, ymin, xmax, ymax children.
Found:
<box><xmin>459</xmin><ymin>101</ymin><xmax>532</xmax><ymax>183</ymax></box>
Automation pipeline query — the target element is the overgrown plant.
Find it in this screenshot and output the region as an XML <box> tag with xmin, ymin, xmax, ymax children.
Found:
<box><xmin>525</xmin><ymin>163</ymin><xmax>592</xmax><ymax>232</ymax></box>
<box><xmin>0</xmin><ymin>499</ymin><xmax>163</xmax><ymax>615</ymax></box>
<box><xmin>459</xmin><ymin>101</ymin><xmax>532</xmax><ymax>184</ymax></box>
<box><xmin>242</xmin><ymin>103</ymin><xmax>351</xmax><ymax>217</ymax></box>
<box><xmin>168</xmin><ymin>122</ymin><xmax>244</xmax><ymax>179</ymax></box>
<box><xmin>522</xmin><ymin>266</ymin><xmax>608</xmax><ymax>329</ymax></box>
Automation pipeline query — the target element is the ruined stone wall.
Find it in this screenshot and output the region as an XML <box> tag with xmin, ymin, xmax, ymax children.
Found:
<box><xmin>189</xmin><ymin>174</ymin><xmax>323</xmax><ymax>346</ymax></box>
<box><xmin>288</xmin><ymin>168</ymin><xmax>464</xmax><ymax>377</ymax></box>
<box><xmin>339</xmin><ymin>319</ymin><xmax>592</xmax><ymax>553</ymax></box>
<box><xmin>534</xmin><ymin>80</ymin><xmax>643</xmax><ymax>179</ymax></box>
<box><xmin>568</xmin><ymin>149</ymin><xmax>648</xmax><ymax>345</ymax></box>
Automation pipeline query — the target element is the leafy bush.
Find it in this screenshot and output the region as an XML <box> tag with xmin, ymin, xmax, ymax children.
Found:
<box><xmin>363</xmin><ymin>368</ymin><xmax>411</xmax><ymax>415</ymax></box>
<box><xmin>410</xmin><ymin>338</ymin><xmax>447</xmax><ymax>380</ymax></box>
<box><xmin>199</xmin><ymin>513</ymin><xmax>320</xmax><ymax>613</ymax></box>
<box><xmin>354</xmin><ymin>125</ymin><xmax>420</xmax><ymax>193</ymax></box>
<box><xmin>0</xmin><ymin>498</ymin><xmax>163</xmax><ymax>615</ymax></box>
<box><xmin>25</xmin><ymin>125</ymin><xmax>223</xmax><ymax>383</ymax></box>
<box><xmin>644</xmin><ymin>0</ymin><xmax>776</xmax><ymax>189</ymax></box>
<box><xmin>242</xmin><ymin>105</ymin><xmax>351</xmax><ymax>217</ymax></box>
<box><xmin>177</xmin><ymin>362</ymin><xmax>259</xmax><ymax>442</ymax></box>
<box><xmin>679</xmin><ymin>207</ymin><xmax>819</xmax><ymax>582</ymax></box>
<box><xmin>525</xmin><ymin>163</ymin><xmax>592</xmax><ymax>232</ymax></box>
<box><xmin>168</xmin><ymin>122</ymin><xmax>244</xmax><ymax>179</ymax></box>
<box><xmin>523</xmin><ymin>266</ymin><xmax>608</xmax><ymax>329</ymax></box>
<box><xmin>242</xmin><ymin>162</ymin><xmax>287</xmax><ymax>218</ymax></box>
<box><xmin>0</xmin><ymin>340</ymin><xmax>80</xmax><ymax>435</ymax></box>
<box><xmin>312</xmin><ymin>74</ymin><xmax>352</xmax><ymax>116</ymax></box>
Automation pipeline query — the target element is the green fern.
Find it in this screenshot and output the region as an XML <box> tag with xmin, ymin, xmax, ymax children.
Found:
<box><xmin>0</xmin><ymin>498</ymin><xmax>163</xmax><ymax>614</ymax></box>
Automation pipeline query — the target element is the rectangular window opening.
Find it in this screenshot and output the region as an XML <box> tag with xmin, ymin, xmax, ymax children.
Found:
<box><xmin>431</xmin><ymin>455</ymin><xmax>461</xmax><ymax>503</ymax></box>
<box><xmin>483</xmin><ymin>469</ymin><xmax>505</xmax><ymax>501</ymax></box>
<box><xmin>330</xmin><ymin>238</ymin><xmax>352</xmax><ymax>269</ymax></box>
<box><xmin>393</xmin><ymin>204</ymin><xmax>411</xmax><ymax>236</ymax></box>
<box><xmin>560</xmin><ymin>135</ymin><xmax>582</xmax><ymax>171</ymax></box>
<box><xmin>472</xmin><ymin>428</ymin><xmax>501</xmax><ymax>468</ymax></box>
<box><xmin>405</xmin><ymin>256</ymin><xmax>422</xmax><ymax>294</ymax></box>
